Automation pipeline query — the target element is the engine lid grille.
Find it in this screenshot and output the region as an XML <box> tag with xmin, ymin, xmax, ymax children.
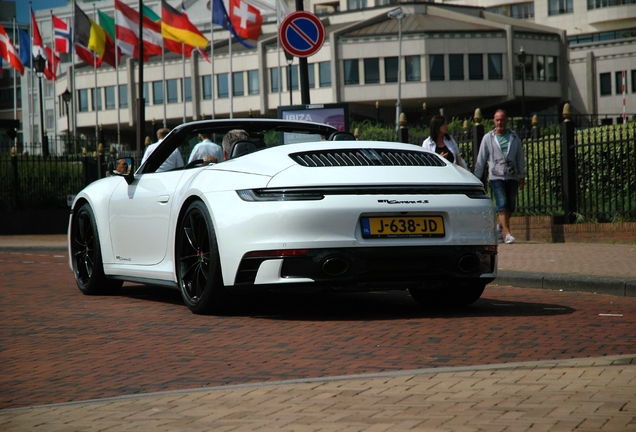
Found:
<box><xmin>290</xmin><ymin>149</ymin><xmax>445</xmax><ymax>167</ymax></box>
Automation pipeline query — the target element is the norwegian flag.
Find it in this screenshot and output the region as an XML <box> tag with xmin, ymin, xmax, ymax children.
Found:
<box><xmin>53</xmin><ymin>15</ymin><xmax>72</xmax><ymax>54</ymax></box>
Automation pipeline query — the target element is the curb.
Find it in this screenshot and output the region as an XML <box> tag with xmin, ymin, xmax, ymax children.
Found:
<box><xmin>495</xmin><ymin>270</ymin><xmax>636</xmax><ymax>297</ymax></box>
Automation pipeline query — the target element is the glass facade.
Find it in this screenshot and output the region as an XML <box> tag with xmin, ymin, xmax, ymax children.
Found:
<box><xmin>344</xmin><ymin>59</ymin><xmax>359</xmax><ymax>85</ymax></box>
<box><xmin>319</xmin><ymin>61</ymin><xmax>331</xmax><ymax>87</ymax></box>
<box><xmin>468</xmin><ymin>54</ymin><xmax>483</xmax><ymax>80</ymax></box>
<box><xmin>429</xmin><ymin>54</ymin><xmax>444</xmax><ymax>81</ymax></box>
<box><xmin>449</xmin><ymin>54</ymin><xmax>464</xmax><ymax>80</ymax></box>
<box><xmin>105</xmin><ymin>86</ymin><xmax>116</xmax><ymax>109</ymax></box>
<box><xmin>218</xmin><ymin>73</ymin><xmax>228</xmax><ymax>98</ymax></box>
<box><xmin>248</xmin><ymin>70</ymin><xmax>259</xmax><ymax>95</ymax></box>
<box><xmin>364</xmin><ymin>58</ymin><xmax>380</xmax><ymax>84</ymax></box>
<box><xmin>119</xmin><ymin>84</ymin><xmax>128</xmax><ymax>108</ymax></box>
<box><xmin>385</xmin><ymin>57</ymin><xmax>398</xmax><ymax>83</ymax></box>
<box><xmin>405</xmin><ymin>55</ymin><xmax>420</xmax><ymax>81</ymax></box>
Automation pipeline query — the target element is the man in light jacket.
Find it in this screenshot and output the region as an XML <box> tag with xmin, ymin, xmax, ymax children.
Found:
<box><xmin>474</xmin><ymin>109</ymin><xmax>525</xmax><ymax>244</ymax></box>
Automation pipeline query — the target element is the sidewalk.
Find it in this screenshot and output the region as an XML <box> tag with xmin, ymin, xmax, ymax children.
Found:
<box><xmin>1</xmin><ymin>234</ymin><xmax>635</xmax><ymax>296</ymax></box>
<box><xmin>1</xmin><ymin>235</ymin><xmax>635</xmax><ymax>431</ymax></box>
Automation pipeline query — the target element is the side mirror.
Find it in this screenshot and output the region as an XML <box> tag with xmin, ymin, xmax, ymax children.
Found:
<box><xmin>110</xmin><ymin>157</ymin><xmax>135</xmax><ymax>184</ymax></box>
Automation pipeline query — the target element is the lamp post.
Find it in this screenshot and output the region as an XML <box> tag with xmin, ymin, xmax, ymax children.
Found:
<box><xmin>517</xmin><ymin>47</ymin><xmax>527</xmax><ymax>132</ymax></box>
<box><xmin>388</xmin><ymin>8</ymin><xmax>405</xmax><ymax>135</ymax></box>
<box><xmin>62</xmin><ymin>88</ymin><xmax>72</xmax><ymax>154</ymax></box>
<box><xmin>34</xmin><ymin>53</ymin><xmax>47</xmax><ymax>155</ymax></box>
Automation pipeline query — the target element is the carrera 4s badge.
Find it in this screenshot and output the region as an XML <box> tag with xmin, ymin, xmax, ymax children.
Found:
<box><xmin>377</xmin><ymin>199</ymin><xmax>429</xmax><ymax>204</ymax></box>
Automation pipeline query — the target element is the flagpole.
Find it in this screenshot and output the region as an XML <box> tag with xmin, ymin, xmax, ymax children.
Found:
<box><xmin>162</xmin><ymin>42</ymin><xmax>166</xmax><ymax>128</ymax></box>
<box><xmin>182</xmin><ymin>43</ymin><xmax>186</xmax><ymax>123</ymax></box>
<box><xmin>276</xmin><ymin>0</ymin><xmax>281</xmax><ymax>107</ymax></box>
<box><xmin>229</xmin><ymin>34</ymin><xmax>232</xmax><ymax>119</ymax></box>
<box><xmin>29</xmin><ymin>4</ymin><xmax>34</xmax><ymax>148</ymax></box>
<box><xmin>72</xmin><ymin>1</ymin><xmax>77</xmax><ymax>154</ymax></box>
<box><xmin>93</xmin><ymin>4</ymin><xmax>99</xmax><ymax>143</ymax></box>
<box><xmin>50</xmin><ymin>10</ymin><xmax>58</xmax><ymax>154</ymax></box>
<box><xmin>12</xmin><ymin>17</ymin><xmax>18</xmax><ymax>150</ymax></box>
<box><xmin>210</xmin><ymin>3</ymin><xmax>215</xmax><ymax>119</ymax></box>
<box><xmin>136</xmin><ymin>0</ymin><xmax>145</xmax><ymax>161</ymax></box>
<box><xmin>113</xmin><ymin>6</ymin><xmax>121</xmax><ymax>146</ymax></box>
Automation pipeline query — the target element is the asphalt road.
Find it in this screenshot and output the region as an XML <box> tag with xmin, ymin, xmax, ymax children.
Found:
<box><xmin>1</xmin><ymin>248</ymin><xmax>635</xmax><ymax>412</ymax></box>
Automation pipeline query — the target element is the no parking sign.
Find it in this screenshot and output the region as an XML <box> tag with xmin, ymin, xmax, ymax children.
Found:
<box><xmin>278</xmin><ymin>11</ymin><xmax>325</xmax><ymax>58</ymax></box>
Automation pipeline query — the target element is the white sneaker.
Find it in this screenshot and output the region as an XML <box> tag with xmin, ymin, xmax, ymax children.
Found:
<box><xmin>505</xmin><ymin>234</ymin><xmax>515</xmax><ymax>244</ymax></box>
<box><xmin>496</xmin><ymin>225</ymin><xmax>504</xmax><ymax>243</ymax></box>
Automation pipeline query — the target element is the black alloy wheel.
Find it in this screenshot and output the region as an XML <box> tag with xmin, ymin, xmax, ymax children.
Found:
<box><xmin>70</xmin><ymin>203</ymin><xmax>122</xmax><ymax>295</ymax></box>
<box><xmin>176</xmin><ymin>201</ymin><xmax>226</xmax><ymax>314</ymax></box>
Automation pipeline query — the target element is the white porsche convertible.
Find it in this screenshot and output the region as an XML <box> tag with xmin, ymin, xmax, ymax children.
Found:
<box><xmin>69</xmin><ymin>119</ymin><xmax>497</xmax><ymax>314</ymax></box>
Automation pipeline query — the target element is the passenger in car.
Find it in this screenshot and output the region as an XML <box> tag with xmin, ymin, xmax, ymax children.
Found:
<box><xmin>189</xmin><ymin>133</ymin><xmax>223</xmax><ymax>165</ymax></box>
<box><xmin>141</xmin><ymin>127</ymin><xmax>185</xmax><ymax>172</ymax></box>
<box><xmin>221</xmin><ymin>129</ymin><xmax>250</xmax><ymax>160</ymax></box>
<box><xmin>422</xmin><ymin>116</ymin><xmax>467</xmax><ymax>169</ymax></box>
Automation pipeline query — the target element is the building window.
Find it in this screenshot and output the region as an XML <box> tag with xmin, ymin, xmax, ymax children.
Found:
<box><xmin>488</xmin><ymin>54</ymin><xmax>503</xmax><ymax>80</ymax></box>
<box><xmin>248</xmin><ymin>70</ymin><xmax>259</xmax><ymax>95</ymax></box>
<box><xmin>548</xmin><ymin>0</ymin><xmax>573</xmax><ymax>15</ymax></box>
<box><xmin>511</xmin><ymin>2</ymin><xmax>534</xmax><ymax>18</ymax></box>
<box><xmin>152</xmin><ymin>81</ymin><xmax>163</xmax><ymax>104</ymax></box>
<box><xmin>218</xmin><ymin>73</ymin><xmax>228</xmax><ymax>98</ymax></box>
<box><xmin>233</xmin><ymin>71</ymin><xmax>244</xmax><ymax>96</ymax></box>
<box><xmin>449</xmin><ymin>54</ymin><xmax>463</xmax><ymax>80</ymax></box>
<box><xmin>364</xmin><ymin>58</ymin><xmax>380</xmax><ymax>84</ymax></box>
<box><xmin>91</xmin><ymin>88</ymin><xmax>102</xmax><ymax>111</ymax></box>
<box><xmin>429</xmin><ymin>54</ymin><xmax>444</xmax><ymax>81</ymax></box>
<box><xmin>344</xmin><ymin>59</ymin><xmax>359</xmax><ymax>85</ymax></box>
<box><xmin>118</xmin><ymin>84</ymin><xmax>128</xmax><ymax>108</ymax></box>
<box><xmin>202</xmin><ymin>75</ymin><xmax>212</xmax><ymax>100</ymax></box>
<box><xmin>287</xmin><ymin>65</ymin><xmax>299</xmax><ymax>90</ymax></box>
<box><xmin>536</xmin><ymin>55</ymin><xmax>546</xmax><ymax>81</ymax></box>
<box><xmin>184</xmin><ymin>77</ymin><xmax>191</xmax><ymax>102</ymax></box>
<box><xmin>167</xmin><ymin>79</ymin><xmax>178</xmax><ymax>103</ymax></box>
<box><xmin>105</xmin><ymin>86</ymin><xmax>116</xmax><ymax>109</ymax></box>
<box><xmin>45</xmin><ymin>109</ymin><xmax>55</xmax><ymax>130</ymax></box>
<box><xmin>347</xmin><ymin>0</ymin><xmax>366</xmax><ymax>10</ymax></box>
<box><xmin>517</xmin><ymin>55</ymin><xmax>534</xmax><ymax>81</ymax></box>
<box><xmin>319</xmin><ymin>61</ymin><xmax>331</xmax><ymax>87</ymax></box>
<box><xmin>599</xmin><ymin>73</ymin><xmax>611</xmax><ymax>96</ymax></box>
<box><xmin>271</xmin><ymin>68</ymin><xmax>281</xmax><ymax>92</ymax></box>
<box><xmin>615</xmin><ymin>71</ymin><xmax>627</xmax><ymax>94</ymax></box>
<box><xmin>632</xmin><ymin>70</ymin><xmax>636</xmax><ymax>93</ymax></box>
<box><xmin>315</xmin><ymin>2</ymin><xmax>339</xmax><ymax>15</ymax></box>
<box><xmin>384</xmin><ymin>57</ymin><xmax>398</xmax><ymax>83</ymax></box>
<box><xmin>143</xmin><ymin>82</ymin><xmax>149</xmax><ymax>106</ymax></box>
<box><xmin>547</xmin><ymin>56</ymin><xmax>557</xmax><ymax>81</ymax></box>
<box><xmin>587</xmin><ymin>0</ymin><xmax>634</xmax><ymax>10</ymax></box>
<box><xmin>308</xmin><ymin>63</ymin><xmax>315</xmax><ymax>88</ymax></box>
<box><xmin>405</xmin><ymin>55</ymin><xmax>421</xmax><ymax>81</ymax></box>
<box><xmin>468</xmin><ymin>54</ymin><xmax>483</xmax><ymax>80</ymax></box>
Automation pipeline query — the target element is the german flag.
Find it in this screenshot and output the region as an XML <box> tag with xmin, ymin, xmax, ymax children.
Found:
<box><xmin>161</xmin><ymin>0</ymin><xmax>208</xmax><ymax>49</ymax></box>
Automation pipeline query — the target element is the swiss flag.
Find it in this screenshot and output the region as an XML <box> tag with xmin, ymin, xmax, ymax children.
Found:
<box><xmin>229</xmin><ymin>0</ymin><xmax>262</xmax><ymax>41</ymax></box>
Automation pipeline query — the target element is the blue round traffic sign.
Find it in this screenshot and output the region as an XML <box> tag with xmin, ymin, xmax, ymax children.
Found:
<box><xmin>278</xmin><ymin>11</ymin><xmax>325</xmax><ymax>58</ymax></box>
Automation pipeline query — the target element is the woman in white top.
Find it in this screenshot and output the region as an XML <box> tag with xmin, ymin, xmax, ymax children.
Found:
<box><xmin>422</xmin><ymin>115</ymin><xmax>467</xmax><ymax>169</ymax></box>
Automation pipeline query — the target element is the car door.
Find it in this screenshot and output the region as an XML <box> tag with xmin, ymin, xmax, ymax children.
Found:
<box><xmin>108</xmin><ymin>170</ymin><xmax>186</xmax><ymax>266</ymax></box>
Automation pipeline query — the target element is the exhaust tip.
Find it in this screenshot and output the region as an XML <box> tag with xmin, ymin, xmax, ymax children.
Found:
<box><xmin>322</xmin><ymin>257</ymin><xmax>349</xmax><ymax>276</ymax></box>
<box><xmin>458</xmin><ymin>254</ymin><xmax>479</xmax><ymax>273</ymax></box>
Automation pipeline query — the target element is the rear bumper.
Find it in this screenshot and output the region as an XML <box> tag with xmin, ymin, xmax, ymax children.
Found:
<box><xmin>234</xmin><ymin>245</ymin><xmax>497</xmax><ymax>291</ymax></box>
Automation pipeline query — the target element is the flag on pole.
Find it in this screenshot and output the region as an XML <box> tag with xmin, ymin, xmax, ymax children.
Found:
<box><xmin>44</xmin><ymin>45</ymin><xmax>60</xmax><ymax>80</ymax></box>
<box><xmin>31</xmin><ymin>8</ymin><xmax>47</xmax><ymax>61</ymax></box>
<box><xmin>161</xmin><ymin>0</ymin><xmax>208</xmax><ymax>49</ymax></box>
<box><xmin>212</xmin><ymin>0</ymin><xmax>254</xmax><ymax>49</ymax></box>
<box><xmin>0</xmin><ymin>23</ymin><xmax>24</xmax><ymax>75</ymax></box>
<box><xmin>74</xmin><ymin>3</ymin><xmax>106</xmax><ymax>59</ymax></box>
<box><xmin>18</xmin><ymin>28</ymin><xmax>31</xmax><ymax>68</ymax></box>
<box><xmin>96</xmin><ymin>10</ymin><xmax>122</xmax><ymax>67</ymax></box>
<box><xmin>115</xmin><ymin>0</ymin><xmax>162</xmax><ymax>60</ymax></box>
<box><xmin>143</xmin><ymin>4</ymin><xmax>193</xmax><ymax>57</ymax></box>
<box><xmin>52</xmin><ymin>15</ymin><xmax>72</xmax><ymax>54</ymax></box>
<box><xmin>229</xmin><ymin>0</ymin><xmax>262</xmax><ymax>41</ymax></box>
<box><xmin>181</xmin><ymin>0</ymin><xmax>210</xmax><ymax>62</ymax></box>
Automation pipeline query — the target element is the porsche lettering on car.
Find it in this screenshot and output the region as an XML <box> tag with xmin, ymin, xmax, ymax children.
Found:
<box><xmin>68</xmin><ymin>119</ymin><xmax>497</xmax><ymax>314</ymax></box>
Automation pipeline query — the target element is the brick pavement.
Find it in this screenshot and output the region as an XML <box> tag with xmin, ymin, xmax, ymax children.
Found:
<box><xmin>1</xmin><ymin>239</ymin><xmax>635</xmax><ymax>430</ymax></box>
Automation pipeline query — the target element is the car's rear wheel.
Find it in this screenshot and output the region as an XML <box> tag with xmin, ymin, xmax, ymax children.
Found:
<box><xmin>176</xmin><ymin>201</ymin><xmax>226</xmax><ymax>314</ymax></box>
<box><xmin>409</xmin><ymin>281</ymin><xmax>485</xmax><ymax>308</ymax></box>
<box><xmin>70</xmin><ymin>203</ymin><xmax>123</xmax><ymax>295</ymax></box>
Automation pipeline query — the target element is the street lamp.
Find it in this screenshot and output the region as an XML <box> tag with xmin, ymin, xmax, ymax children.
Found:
<box><xmin>517</xmin><ymin>47</ymin><xmax>527</xmax><ymax>131</ymax></box>
<box><xmin>34</xmin><ymin>53</ymin><xmax>47</xmax><ymax>155</ymax></box>
<box><xmin>61</xmin><ymin>88</ymin><xmax>72</xmax><ymax>154</ymax></box>
<box><xmin>388</xmin><ymin>7</ymin><xmax>405</xmax><ymax>135</ymax></box>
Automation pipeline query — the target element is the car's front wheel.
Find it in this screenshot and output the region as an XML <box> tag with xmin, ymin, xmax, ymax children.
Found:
<box><xmin>176</xmin><ymin>201</ymin><xmax>226</xmax><ymax>314</ymax></box>
<box><xmin>409</xmin><ymin>281</ymin><xmax>485</xmax><ymax>308</ymax></box>
<box><xmin>70</xmin><ymin>203</ymin><xmax>123</xmax><ymax>295</ymax></box>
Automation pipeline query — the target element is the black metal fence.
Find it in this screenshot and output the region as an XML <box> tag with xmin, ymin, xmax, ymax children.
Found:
<box><xmin>1</xmin><ymin>121</ymin><xmax>635</xmax><ymax>222</ymax></box>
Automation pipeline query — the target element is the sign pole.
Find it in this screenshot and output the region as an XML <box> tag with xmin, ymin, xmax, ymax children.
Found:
<box><xmin>295</xmin><ymin>0</ymin><xmax>310</xmax><ymax>105</ymax></box>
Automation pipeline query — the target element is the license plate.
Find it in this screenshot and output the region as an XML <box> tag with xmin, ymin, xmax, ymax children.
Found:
<box><xmin>361</xmin><ymin>216</ymin><xmax>445</xmax><ymax>238</ymax></box>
